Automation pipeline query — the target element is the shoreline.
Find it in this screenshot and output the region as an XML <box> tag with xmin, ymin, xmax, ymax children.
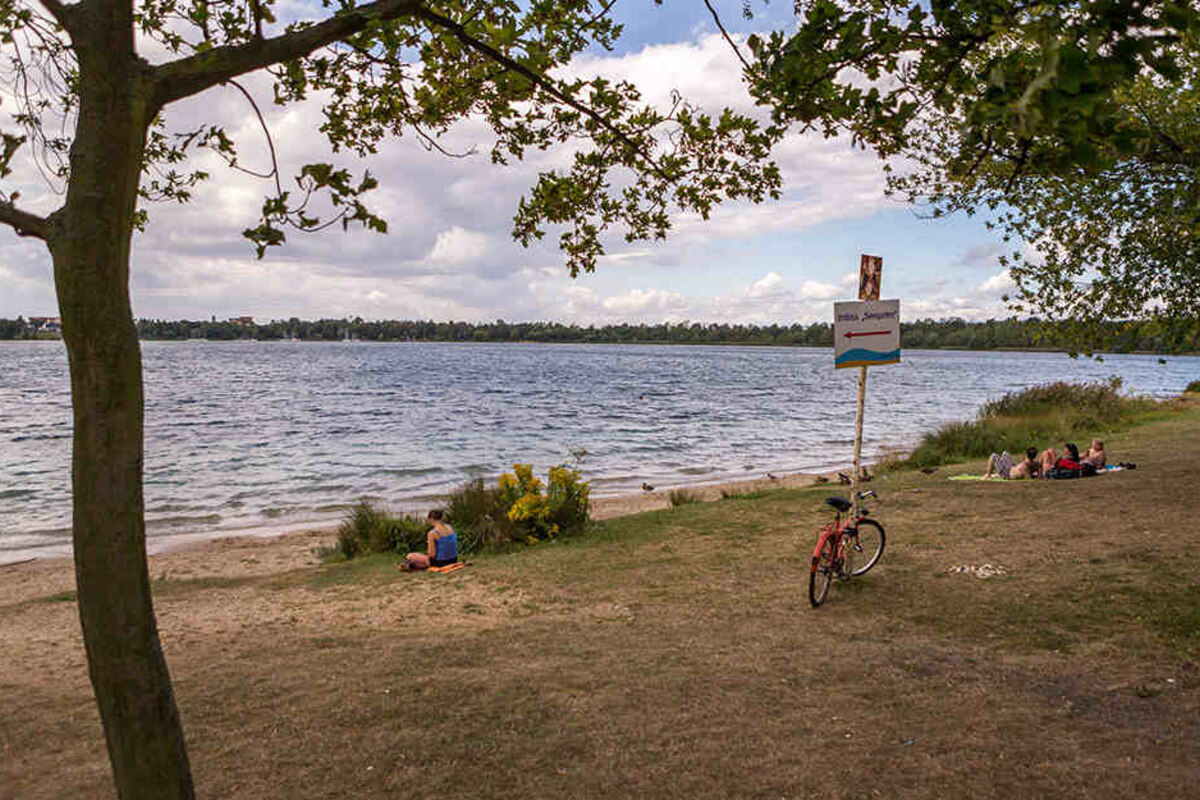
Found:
<box><xmin>0</xmin><ymin>467</ymin><xmax>843</xmax><ymax>599</ymax></box>
<box><xmin>0</xmin><ymin>465</ymin><xmax>854</xmax><ymax>568</ymax></box>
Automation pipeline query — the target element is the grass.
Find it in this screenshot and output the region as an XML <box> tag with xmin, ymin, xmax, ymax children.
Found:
<box><xmin>719</xmin><ymin>488</ymin><xmax>770</xmax><ymax>501</ymax></box>
<box><xmin>3</xmin><ymin>395</ymin><xmax>1200</xmax><ymax>800</ymax></box>
<box><xmin>902</xmin><ymin>377</ymin><xmax>1165</xmax><ymax>469</ymax></box>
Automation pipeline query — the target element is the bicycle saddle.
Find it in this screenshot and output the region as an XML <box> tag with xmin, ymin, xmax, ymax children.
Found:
<box><xmin>824</xmin><ymin>496</ymin><xmax>853</xmax><ymax>513</ymax></box>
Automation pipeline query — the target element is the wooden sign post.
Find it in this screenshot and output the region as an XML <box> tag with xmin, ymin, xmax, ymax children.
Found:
<box><xmin>831</xmin><ymin>254</ymin><xmax>899</xmax><ymax>518</ymax></box>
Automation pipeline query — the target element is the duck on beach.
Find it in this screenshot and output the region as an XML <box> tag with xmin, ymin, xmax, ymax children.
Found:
<box><xmin>641</xmin><ymin>482</ymin><xmax>655</xmax><ymax>492</ymax></box>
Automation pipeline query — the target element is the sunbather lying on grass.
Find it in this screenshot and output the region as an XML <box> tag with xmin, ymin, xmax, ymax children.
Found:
<box><xmin>982</xmin><ymin>447</ymin><xmax>1040</xmax><ymax>480</ymax></box>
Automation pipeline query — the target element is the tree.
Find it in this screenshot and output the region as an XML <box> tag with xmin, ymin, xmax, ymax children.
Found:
<box><xmin>745</xmin><ymin>0</ymin><xmax>1199</xmax><ymax>345</ymax></box>
<box><xmin>0</xmin><ymin>2</ymin><xmax>779</xmax><ymax>797</ymax></box>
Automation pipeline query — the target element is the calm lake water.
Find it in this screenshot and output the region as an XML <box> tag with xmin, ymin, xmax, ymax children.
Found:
<box><xmin>2</xmin><ymin>340</ymin><xmax>1197</xmax><ymax>560</ymax></box>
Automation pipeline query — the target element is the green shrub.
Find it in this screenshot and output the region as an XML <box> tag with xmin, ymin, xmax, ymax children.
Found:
<box><xmin>444</xmin><ymin>478</ymin><xmax>518</xmax><ymax>546</ymax></box>
<box><xmin>382</xmin><ymin>514</ymin><xmax>428</xmax><ymax>553</ymax></box>
<box><xmin>333</xmin><ymin>499</ymin><xmax>427</xmax><ymax>560</ymax></box>
<box><xmin>1187</xmin><ymin>380</ymin><xmax>1200</xmax><ymax>394</ymax></box>
<box><xmin>668</xmin><ymin>489</ymin><xmax>700</xmax><ymax>507</ymax></box>
<box><xmin>904</xmin><ymin>378</ymin><xmax>1159</xmax><ymax>468</ymax></box>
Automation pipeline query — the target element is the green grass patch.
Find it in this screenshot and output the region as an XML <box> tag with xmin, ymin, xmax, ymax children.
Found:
<box><xmin>33</xmin><ymin>590</ymin><xmax>77</xmax><ymax>604</ymax></box>
<box><xmin>720</xmin><ymin>489</ymin><xmax>770</xmax><ymax>501</ymax></box>
<box><xmin>902</xmin><ymin>378</ymin><xmax>1166</xmax><ymax>468</ymax></box>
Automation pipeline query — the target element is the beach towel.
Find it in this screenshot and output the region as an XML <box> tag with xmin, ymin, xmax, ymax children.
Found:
<box><xmin>428</xmin><ymin>562</ymin><xmax>468</xmax><ymax>574</ymax></box>
<box><xmin>949</xmin><ymin>465</ymin><xmax>1124</xmax><ymax>481</ymax></box>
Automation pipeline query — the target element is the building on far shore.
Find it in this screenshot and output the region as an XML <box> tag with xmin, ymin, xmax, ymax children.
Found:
<box><xmin>228</xmin><ymin>316</ymin><xmax>255</xmax><ymax>326</ymax></box>
<box><xmin>27</xmin><ymin>316</ymin><xmax>62</xmax><ymax>334</ymax></box>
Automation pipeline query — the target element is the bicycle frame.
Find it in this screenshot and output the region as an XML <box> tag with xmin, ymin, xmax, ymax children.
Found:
<box><xmin>809</xmin><ymin>490</ymin><xmax>885</xmax><ymax>608</ymax></box>
<box><xmin>810</xmin><ymin>516</ymin><xmax>859</xmax><ymax>577</ymax></box>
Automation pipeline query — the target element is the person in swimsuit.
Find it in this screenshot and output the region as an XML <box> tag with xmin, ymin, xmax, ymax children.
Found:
<box><xmin>1035</xmin><ymin>441</ymin><xmax>1079</xmax><ymax>476</ymax></box>
<box><xmin>397</xmin><ymin>509</ymin><xmax>458</xmax><ymax>571</ymax></box>
<box><xmin>1083</xmin><ymin>439</ymin><xmax>1106</xmax><ymax>468</ymax></box>
<box><xmin>982</xmin><ymin>446</ymin><xmax>1040</xmax><ymax>479</ymax></box>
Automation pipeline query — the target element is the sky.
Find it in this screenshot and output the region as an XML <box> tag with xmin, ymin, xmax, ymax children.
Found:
<box><xmin>0</xmin><ymin>0</ymin><xmax>1021</xmax><ymax>326</ymax></box>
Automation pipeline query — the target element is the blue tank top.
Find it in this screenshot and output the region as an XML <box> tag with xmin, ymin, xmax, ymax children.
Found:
<box><xmin>433</xmin><ymin>531</ymin><xmax>458</xmax><ymax>562</ymax></box>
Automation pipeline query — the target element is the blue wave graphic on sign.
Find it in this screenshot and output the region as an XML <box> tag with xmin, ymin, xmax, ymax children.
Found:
<box><xmin>835</xmin><ymin>347</ymin><xmax>901</xmax><ymax>367</ymax></box>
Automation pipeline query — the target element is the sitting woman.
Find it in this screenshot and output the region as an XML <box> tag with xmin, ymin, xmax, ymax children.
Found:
<box><xmin>1036</xmin><ymin>441</ymin><xmax>1080</xmax><ymax>476</ymax></box>
<box><xmin>1039</xmin><ymin>441</ymin><xmax>1089</xmax><ymax>478</ymax></box>
<box><xmin>982</xmin><ymin>447</ymin><xmax>1040</xmax><ymax>480</ymax></box>
<box><xmin>1083</xmin><ymin>439</ymin><xmax>1107</xmax><ymax>468</ymax></box>
<box><xmin>397</xmin><ymin>509</ymin><xmax>458</xmax><ymax>571</ymax></box>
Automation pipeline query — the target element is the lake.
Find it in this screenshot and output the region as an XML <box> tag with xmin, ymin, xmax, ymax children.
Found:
<box><xmin>2</xmin><ymin>340</ymin><xmax>1197</xmax><ymax>560</ymax></box>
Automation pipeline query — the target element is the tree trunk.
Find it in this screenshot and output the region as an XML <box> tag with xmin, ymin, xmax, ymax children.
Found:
<box><xmin>47</xmin><ymin>8</ymin><xmax>195</xmax><ymax>799</ymax></box>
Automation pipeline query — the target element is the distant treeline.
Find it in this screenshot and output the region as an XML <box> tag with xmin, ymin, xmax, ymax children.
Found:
<box><xmin>3</xmin><ymin>316</ymin><xmax>1198</xmax><ymax>353</ymax></box>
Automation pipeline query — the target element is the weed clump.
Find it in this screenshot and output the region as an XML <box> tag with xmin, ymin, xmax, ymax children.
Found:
<box><xmin>1186</xmin><ymin>380</ymin><xmax>1200</xmax><ymax>394</ymax></box>
<box><xmin>334</xmin><ymin>500</ymin><xmax>427</xmax><ymax>560</ymax></box>
<box><xmin>904</xmin><ymin>377</ymin><xmax>1158</xmax><ymax>469</ymax></box>
<box><xmin>668</xmin><ymin>489</ymin><xmax>700</xmax><ymax>507</ymax></box>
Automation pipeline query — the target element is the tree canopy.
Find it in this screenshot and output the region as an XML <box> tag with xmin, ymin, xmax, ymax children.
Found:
<box><xmin>0</xmin><ymin>0</ymin><xmax>780</xmax><ymax>270</ymax></box>
<box><xmin>746</xmin><ymin>0</ymin><xmax>1200</xmax><ymax>344</ymax></box>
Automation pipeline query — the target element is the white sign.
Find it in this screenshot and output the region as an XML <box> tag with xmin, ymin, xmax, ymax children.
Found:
<box><xmin>834</xmin><ymin>299</ymin><xmax>901</xmax><ymax>369</ymax></box>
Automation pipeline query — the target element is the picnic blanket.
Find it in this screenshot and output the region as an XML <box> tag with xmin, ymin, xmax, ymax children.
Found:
<box><xmin>428</xmin><ymin>562</ymin><xmax>468</xmax><ymax>574</ymax></box>
<box><xmin>949</xmin><ymin>465</ymin><xmax>1124</xmax><ymax>481</ymax></box>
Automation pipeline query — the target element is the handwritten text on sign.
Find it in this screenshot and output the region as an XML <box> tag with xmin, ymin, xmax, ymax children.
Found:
<box><xmin>833</xmin><ymin>299</ymin><xmax>901</xmax><ymax>369</ymax></box>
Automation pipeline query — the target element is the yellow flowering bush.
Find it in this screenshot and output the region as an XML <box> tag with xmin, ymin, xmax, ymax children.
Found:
<box><xmin>495</xmin><ymin>462</ymin><xmax>590</xmax><ymax>542</ymax></box>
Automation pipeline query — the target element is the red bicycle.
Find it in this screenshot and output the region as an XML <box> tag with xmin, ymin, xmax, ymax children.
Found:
<box><xmin>809</xmin><ymin>490</ymin><xmax>886</xmax><ymax>608</ymax></box>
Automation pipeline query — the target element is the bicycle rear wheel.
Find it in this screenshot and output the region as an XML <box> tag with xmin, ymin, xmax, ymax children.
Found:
<box><xmin>847</xmin><ymin>519</ymin><xmax>885</xmax><ymax>576</ymax></box>
<box><xmin>809</xmin><ymin>535</ymin><xmax>835</xmax><ymax>607</ymax></box>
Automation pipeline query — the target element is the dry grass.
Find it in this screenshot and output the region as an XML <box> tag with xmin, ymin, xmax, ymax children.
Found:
<box><xmin>2</xmin><ymin>399</ymin><xmax>1199</xmax><ymax>799</ymax></box>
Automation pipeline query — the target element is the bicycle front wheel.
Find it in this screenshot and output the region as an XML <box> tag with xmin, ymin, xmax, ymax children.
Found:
<box><xmin>809</xmin><ymin>535</ymin><xmax>835</xmax><ymax>607</ymax></box>
<box><xmin>848</xmin><ymin>519</ymin><xmax>885</xmax><ymax>576</ymax></box>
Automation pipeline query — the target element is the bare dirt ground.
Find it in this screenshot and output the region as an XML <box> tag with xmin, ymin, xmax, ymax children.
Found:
<box><xmin>2</xmin><ymin>406</ymin><xmax>1198</xmax><ymax>800</ymax></box>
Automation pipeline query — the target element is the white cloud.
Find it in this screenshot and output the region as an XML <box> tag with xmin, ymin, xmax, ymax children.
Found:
<box><xmin>601</xmin><ymin>288</ymin><xmax>689</xmax><ymax>315</ymax></box>
<box><xmin>979</xmin><ymin>270</ymin><xmax>1014</xmax><ymax>294</ymax></box>
<box><xmin>427</xmin><ymin>227</ymin><xmax>488</xmax><ymax>270</ymax></box>
<box><xmin>747</xmin><ymin>271</ymin><xmax>786</xmax><ymax>298</ymax></box>
<box><xmin>800</xmin><ymin>280</ymin><xmax>841</xmax><ymax>300</ymax></box>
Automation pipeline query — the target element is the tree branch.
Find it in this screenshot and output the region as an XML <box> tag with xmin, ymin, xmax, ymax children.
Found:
<box><xmin>0</xmin><ymin>200</ymin><xmax>50</xmax><ymax>239</ymax></box>
<box><xmin>701</xmin><ymin>0</ymin><xmax>751</xmax><ymax>74</ymax></box>
<box><xmin>150</xmin><ymin>0</ymin><xmax>426</xmax><ymax>109</ymax></box>
<box><xmin>34</xmin><ymin>0</ymin><xmax>75</xmax><ymax>31</ymax></box>
<box><xmin>414</xmin><ymin>6</ymin><xmax>671</xmax><ymax>181</ymax></box>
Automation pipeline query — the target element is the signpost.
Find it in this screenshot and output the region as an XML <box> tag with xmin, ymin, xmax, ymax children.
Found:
<box><xmin>834</xmin><ymin>255</ymin><xmax>901</xmax><ymax>516</ymax></box>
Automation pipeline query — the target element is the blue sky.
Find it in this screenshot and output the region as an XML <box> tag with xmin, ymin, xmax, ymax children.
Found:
<box><xmin>0</xmin><ymin>0</ymin><xmax>1018</xmax><ymax>325</ymax></box>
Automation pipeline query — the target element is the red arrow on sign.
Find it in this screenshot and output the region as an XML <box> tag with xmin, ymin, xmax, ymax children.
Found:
<box><xmin>844</xmin><ymin>330</ymin><xmax>890</xmax><ymax>339</ymax></box>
